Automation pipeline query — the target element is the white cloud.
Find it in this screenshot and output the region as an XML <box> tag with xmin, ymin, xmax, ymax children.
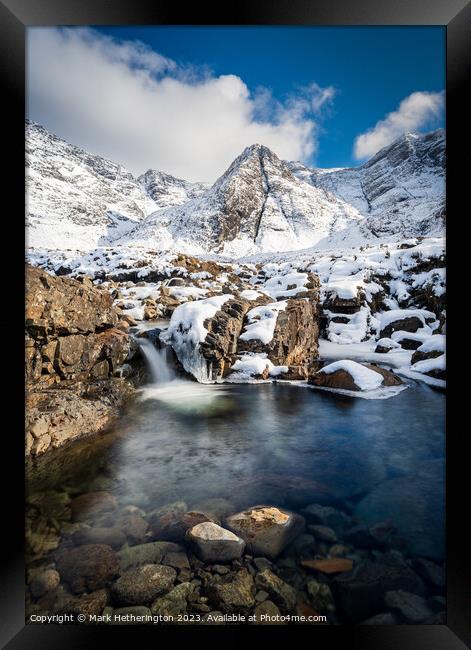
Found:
<box><xmin>353</xmin><ymin>91</ymin><xmax>444</xmax><ymax>160</ymax></box>
<box><xmin>27</xmin><ymin>28</ymin><xmax>333</xmax><ymax>182</ymax></box>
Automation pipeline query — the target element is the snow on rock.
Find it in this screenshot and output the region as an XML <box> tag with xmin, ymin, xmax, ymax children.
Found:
<box><xmin>416</xmin><ymin>334</ymin><xmax>445</xmax><ymax>354</ymax></box>
<box><xmin>318</xmin><ymin>360</ymin><xmax>384</xmax><ymax>391</ymax></box>
<box><xmin>262</xmin><ymin>272</ymin><xmax>310</xmax><ymax>299</ymax></box>
<box><xmin>160</xmin><ymin>294</ymin><xmax>233</xmax><ymax>382</ymax></box>
<box><xmin>239</xmin><ymin>301</ymin><xmax>288</xmax><ymax>345</ymax></box>
<box><xmin>410</xmin><ymin>354</ymin><xmax>446</xmax><ymax>375</ymax></box>
<box><xmin>229</xmin><ymin>353</ymin><xmax>288</xmax><ymax>381</ymax></box>
<box><xmin>378</xmin><ymin>309</ymin><xmax>437</xmax><ymax>333</ymax></box>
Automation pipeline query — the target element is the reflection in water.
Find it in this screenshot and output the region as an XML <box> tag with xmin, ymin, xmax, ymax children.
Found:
<box><xmin>27</xmin><ymin>382</ymin><xmax>445</xmax><ymax>559</ymax></box>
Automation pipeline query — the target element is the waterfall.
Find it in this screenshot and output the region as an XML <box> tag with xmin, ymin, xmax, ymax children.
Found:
<box><xmin>138</xmin><ymin>338</ymin><xmax>175</xmax><ymax>385</ymax></box>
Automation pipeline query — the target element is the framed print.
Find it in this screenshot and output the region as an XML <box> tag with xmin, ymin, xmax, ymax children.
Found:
<box><xmin>0</xmin><ymin>0</ymin><xmax>469</xmax><ymax>647</ymax></box>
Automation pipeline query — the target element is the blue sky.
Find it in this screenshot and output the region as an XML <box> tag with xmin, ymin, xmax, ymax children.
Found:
<box><xmin>28</xmin><ymin>26</ymin><xmax>445</xmax><ymax>181</ymax></box>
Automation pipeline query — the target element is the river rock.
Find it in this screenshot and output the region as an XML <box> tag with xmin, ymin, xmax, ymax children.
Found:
<box><xmin>308</xmin><ymin>525</ymin><xmax>337</xmax><ymax>543</ymax></box>
<box><xmin>301</xmin><ymin>504</ymin><xmax>351</xmax><ymax>533</ymax></box>
<box><xmin>70</xmin><ymin>491</ymin><xmax>118</xmax><ymax>522</ymax></box>
<box><xmin>343</xmin><ymin>521</ymin><xmax>395</xmax><ymax>549</ymax></box>
<box><xmin>150</xmin><ymin>582</ymin><xmax>194</xmax><ymax>617</ymax></box>
<box><xmin>111</xmin><ymin>564</ymin><xmax>176</xmax><ymax>605</ymax></box>
<box><xmin>58</xmin><ymin>589</ymin><xmax>108</xmax><ymax>619</ymax></box>
<box><xmin>115</xmin><ymin>511</ymin><xmax>149</xmax><ymax>545</ymax></box>
<box><xmin>206</xmin><ymin>568</ymin><xmax>255</xmax><ymax>612</ymax></box>
<box><xmin>148</xmin><ymin>509</ymin><xmax>216</xmax><ymax>543</ymax></box>
<box><xmin>379</xmin><ymin>316</ymin><xmax>424</xmax><ymax>339</ymax></box>
<box><xmin>254</xmin><ymin>569</ymin><xmax>297</xmax><ymax>611</ymax></box>
<box><xmin>384</xmin><ymin>590</ymin><xmax>433</xmax><ymax>623</ymax></box>
<box><xmin>331</xmin><ymin>560</ymin><xmax>425</xmax><ymax>623</ymax></box>
<box><xmin>56</xmin><ymin>544</ymin><xmax>119</xmax><ymax>593</ymax></box>
<box><xmin>72</xmin><ymin>526</ymin><xmax>126</xmax><ymax>549</ymax></box>
<box><xmin>111</xmin><ymin>606</ymin><xmax>152</xmax><ymax>624</ymax></box>
<box><xmin>29</xmin><ymin>569</ymin><xmax>60</xmax><ymax>599</ymax></box>
<box><xmin>253</xmin><ymin>600</ymin><xmax>283</xmax><ymax>624</ymax></box>
<box><xmin>225</xmin><ymin>506</ymin><xmax>305</xmax><ymax>558</ymax></box>
<box><xmin>186</xmin><ymin>522</ymin><xmax>245</xmax><ymax>563</ymax></box>
<box><xmin>118</xmin><ymin>541</ymin><xmax>183</xmax><ymax>571</ymax></box>
<box><xmin>305</xmin><ymin>579</ymin><xmax>334</xmax><ymax>612</ymax></box>
<box><xmin>309</xmin><ymin>363</ymin><xmax>402</xmax><ymax>392</ymax></box>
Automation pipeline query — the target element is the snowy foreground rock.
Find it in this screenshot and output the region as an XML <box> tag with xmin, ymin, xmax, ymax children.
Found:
<box><xmin>309</xmin><ymin>360</ymin><xmax>403</xmax><ymax>392</ymax></box>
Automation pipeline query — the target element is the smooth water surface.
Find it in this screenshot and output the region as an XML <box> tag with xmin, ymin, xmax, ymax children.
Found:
<box><xmin>28</xmin><ymin>381</ymin><xmax>445</xmax><ymax>559</ymax></box>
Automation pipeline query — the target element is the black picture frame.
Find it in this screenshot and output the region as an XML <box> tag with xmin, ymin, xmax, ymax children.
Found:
<box><xmin>1</xmin><ymin>1</ymin><xmax>469</xmax><ymax>647</ymax></box>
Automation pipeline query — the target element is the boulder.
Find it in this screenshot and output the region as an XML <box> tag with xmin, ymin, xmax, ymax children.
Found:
<box><xmin>237</xmin><ymin>298</ymin><xmax>319</xmax><ymax>370</ymax></box>
<box><xmin>198</xmin><ymin>297</ymin><xmax>266</xmax><ymax>379</ymax></box>
<box><xmin>309</xmin><ymin>361</ymin><xmax>402</xmax><ymax>392</ymax></box>
<box><xmin>186</xmin><ymin>522</ymin><xmax>245</xmax><ymax>563</ymax></box>
<box><xmin>379</xmin><ymin>316</ymin><xmax>424</xmax><ymax>339</ymax></box>
<box><xmin>225</xmin><ymin>506</ymin><xmax>305</xmax><ymax>558</ymax></box>
<box><xmin>56</xmin><ymin>544</ymin><xmax>119</xmax><ymax>593</ymax></box>
<box><xmin>111</xmin><ymin>564</ymin><xmax>176</xmax><ymax>605</ymax></box>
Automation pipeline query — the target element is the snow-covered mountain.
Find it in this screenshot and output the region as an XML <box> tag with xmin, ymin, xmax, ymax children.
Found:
<box><xmin>138</xmin><ymin>170</ymin><xmax>208</xmax><ymax>209</ymax></box>
<box><xmin>26</xmin><ymin>121</ymin><xmax>445</xmax><ymax>255</ymax></box>
<box><xmin>288</xmin><ymin>129</ymin><xmax>445</xmax><ymax>240</ymax></box>
<box><xmin>25</xmin><ymin>121</ymin><xmax>205</xmax><ymax>250</ymax></box>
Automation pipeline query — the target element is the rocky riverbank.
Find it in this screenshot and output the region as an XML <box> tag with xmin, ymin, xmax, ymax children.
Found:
<box><xmin>26</xmin><ymin>494</ymin><xmax>445</xmax><ymax>625</ymax></box>
<box><xmin>25</xmin><ymin>265</ymin><xmax>141</xmax><ymax>455</ymax></box>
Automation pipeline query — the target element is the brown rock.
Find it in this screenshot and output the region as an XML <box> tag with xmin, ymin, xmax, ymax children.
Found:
<box><xmin>70</xmin><ymin>492</ymin><xmax>118</xmax><ymax>522</ymax></box>
<box><xmin>56</xmin><ymin>544</ymin><xmax>119</xmax><ymax>593</ymax></box>
<box><xmin>72</xmin><ymin>526</ymin><xmax>127</xmax><ymax>549</ymax></box>
<box><xmin>225</xmin><ymin>506</ymin><xmax>305</xmax><ymax>558</ymax></box>
<box><xmin>111</xmin><ymin>564</ymin><xmax>176</xmax><ymax>605</ymax></box>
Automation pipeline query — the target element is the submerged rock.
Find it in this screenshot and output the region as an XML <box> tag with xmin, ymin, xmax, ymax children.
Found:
<box><xmin>111</xmin><ymin>564</ymin><xmax>176</xmax><ymax>606</ymax></box>
<box><xmin>29</xmin><ymin>569</ymin><xmax>60</xmax><ymax>599</ymax></box>
<box><xmin>186</xmin><ymin>522</ymin><xmax>245</xmax><ymax>563</ymax></box>
<box><xmin>384</xmin><ymin>590</ymin><xmax>433</xmax><ymax>623</ymax></box>
<box><xmin>331</xmin><ymin>560</ymin><xmax>425</xmax><ymax>623</ymax></box>
<box><xmin>56</xmin><ymin>544</ymin><xmax>119</xmax><ymax>594</ymax></box>
<box><xmin>225</xmin><ymin>506</ymin><xmax>305</xmax><ymax>558</ymax></box>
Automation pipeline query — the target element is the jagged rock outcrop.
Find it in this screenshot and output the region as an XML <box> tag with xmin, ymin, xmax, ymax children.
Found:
<box><xmin>25</xmin><ymin>265</ymin><xmax>135</xmax><ymax>455</ymax></box>
<box><xmin>237</xmin><ymin>298</ymin><xmax>319</xmax><ymax>369</ymax></box>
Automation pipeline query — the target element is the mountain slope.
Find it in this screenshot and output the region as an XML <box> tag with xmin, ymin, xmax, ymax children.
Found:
<box><xmin>287</xmin><ymin>129</ymin><xmax>445</xmax><ymax>240</ymax></box>
<box><xmin>26</xmin><ymin>121</ymin><xmax>445</xmax><ymax>255</ymax></box>
<box><xmin>118</xmin><ymin>144</ymin><xmax>365</xmax><ymax>256</ymax></box>
<box><xmin>26</xmin><ymin>121</ymin><xmax>206</xmax><ymax>250</ymax></box>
